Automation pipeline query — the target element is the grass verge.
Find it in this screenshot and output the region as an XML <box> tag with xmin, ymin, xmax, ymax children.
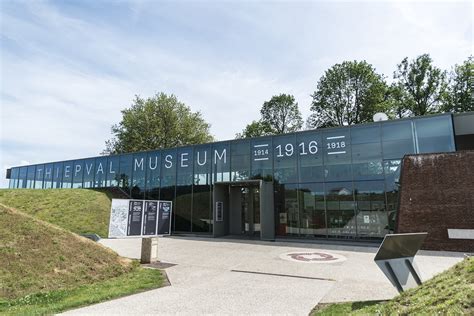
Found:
<box><xmin>0</xmin><ymin>267</ymin><xmax>163</xmax><ymax>315</ymax></box>
<box><xmin>312</xmin><ymin>256</ymin><xmax>474</xmax><ymax>315</ymax></box>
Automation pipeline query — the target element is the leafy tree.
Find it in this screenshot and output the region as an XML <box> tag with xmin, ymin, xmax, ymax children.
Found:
<box><xmin>104</xmin><ymin>93</ymin><xmax>214</xmax><ymax>154</ymax></box>
<box><xmin>235</xmin><ymin>120</ymin><xmax>273</xmax><ymax>139</ymax></box>
<box><xmin>236</xmin><ymin>94</ymin><xmax>303</xmax><ymax>138</ymax></box>
<box><xmin>307</xmin><ymin>60</ymin><xmax>389</xmax><ymax>128</ymax></box>
<box><xmin>442</xmin><ymin>56</ymin><xmax>473</xmax><ymax>113</ymax></box>
<box><xmin>391</xmin><ymin>54</ymin><xmax>447</xmax><ymax>117</ymax></box>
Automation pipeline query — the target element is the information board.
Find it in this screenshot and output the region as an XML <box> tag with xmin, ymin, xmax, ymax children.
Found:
<box><xmin>108</xmin><ymin>199</ymin><xmax>172</xmax><ymax>238</ymax></box>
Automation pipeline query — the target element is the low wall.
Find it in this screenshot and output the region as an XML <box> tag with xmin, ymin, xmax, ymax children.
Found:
<box><xmin>396</xmin><ymin>151</ymin><xmax>474</xmax><ymax>252</ymax></box>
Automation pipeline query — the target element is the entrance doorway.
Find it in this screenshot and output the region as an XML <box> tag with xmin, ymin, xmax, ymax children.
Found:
<box><xmin>212</xmin><ymin>180</ymin><xmax>274</xmax><ymax>241</ymax></box>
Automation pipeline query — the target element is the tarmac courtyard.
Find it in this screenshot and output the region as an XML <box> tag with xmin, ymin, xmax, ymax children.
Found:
<box><xmin>63</xmin><ymin>237</ymin><xmax>464</xmax><ymax>315</ymax></box>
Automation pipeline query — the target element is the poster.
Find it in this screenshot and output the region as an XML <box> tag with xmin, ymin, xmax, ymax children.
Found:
<box><xmin>215</xmin><ymin>201</ymin><xmax>223</xmax><ymax>222</ymax></box>
<box><xmin>127</xmin><ymin>200</ymin><xmax>144</xmax><ymax>236</ymax></box>
<box><xmin>108</xmin><ymin>199</ymin><xmax>172</xmax><ymax>238</ymax></box>
<box><xmin>143</xmin><ymin>201</ymin><xmax>158</xmax><ymax>235</ymax></box>
<box><xmin>157</xmin><ymin>201</ymin><xmax>172</xmax><ymax>235</ymax></box>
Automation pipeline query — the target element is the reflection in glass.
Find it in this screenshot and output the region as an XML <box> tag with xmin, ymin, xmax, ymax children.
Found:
<box><xmin>145</xmin><ymin>151</ymin><xmax>160</xmax><ymax>199</ymax></box>
<box><xmin>231</xmin><ymin>141</ymin><xmax>250</xmax><ymax>181</ymax></box>
<box><xmin>34</xmin><ymin>164</ymin><xmax>44</xmax><ymax>189</ymax></box>
<box><xmin>62</xmin><ymin>162</ymin><xmax>73</xmax><ymax>188</ymax></box>
<box><xmin>299</xmin><ymin>183</ymin><xmax>326</xmax><ymax>237</ymax></box>
<box><xmin>72</xmin><ymin>161</ymin><xmax>83</xmax><ymax>188</ymax></box>
<box><xmin>82</xmin><ymin>159</ymin><xmax>95</xmax><ymax>188</ymax></box>
<box><xmin>415</xmin><ymin>115</ymin><xmax>455</xmax><ymax>153</ymax></box>
<box><xmin>131</xmin><ymin>153</ymin><xmax>146</xmax><ymax>199</ymax></box>
<box><xmin>326</xmin><ymin>182</ymin><xmax>356</xmax><ymax>238</ymax></box>
<box><xmin>354</xmin><ymin>181</ymin><xmax>388</xmax><ymax>239</ymax></box>
<box><xmin>273</xmin><ymin>135</ymin><xmax>297</xmax><ymax>184</ymax></box>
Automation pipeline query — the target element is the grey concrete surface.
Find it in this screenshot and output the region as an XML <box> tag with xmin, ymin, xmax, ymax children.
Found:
<box><xmin>63</xmin><ymin>237</ymin><xmax>464</xmax><ymax>315</ymax></box>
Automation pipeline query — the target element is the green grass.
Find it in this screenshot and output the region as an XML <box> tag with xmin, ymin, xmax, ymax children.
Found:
<box><xmin>313</xmin><ymin>257</ymin><xmax>474</xmax><ymax>315</ymax></box>
<box><xmin>0</xmin><ymin>189</ymin><xmax>113</xmax><ymax>236</ymax></box>
<box><xmin>0</xmin><ymin>204</ymin><xmax>164</xmax><ymax>314</ymax></box>
<box><xmin>0</xmin><ymin>267</ymin><xmax>163</xmax><ymax>315</ymax></box>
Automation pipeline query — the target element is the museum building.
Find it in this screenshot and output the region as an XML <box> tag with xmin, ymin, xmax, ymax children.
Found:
<box><xmin>6</xmin><ymin>112</ymin><xmax>474</xmax><ymax>242</ymax></box>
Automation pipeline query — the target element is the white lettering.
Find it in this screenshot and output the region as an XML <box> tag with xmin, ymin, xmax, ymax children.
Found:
<box><xmin>149</xmin><ymin>156</ymin><xmax>158</xmax><ymax>170</ymax></box>
<box><xmin>214</xmin><ymin>149</ymin><xmax>227</xmax><ymax>164</ymax></box>
<box><xmin>134</xmin><ymin>158</ymin><xmax>144</xmax><ymax>171</ymax></box>
<box><xmin>45</xmin><ymin>168</ymin><xmax>52</xmax><ymax>178</ymax></box>
<box><xmin>165</xmin><ymin>155</ymin><xmax>173</xmax><ymax>169</ymax></box>
<box><xmin>56</xmin><ymin>167</ymin><xmax>60</xmax><ymax>178</ymax></box>
<box><xmin>181</xmin><ymin>153</ymin><xmax>189</xmax><ymax>167</ymax></box>
<box><xmin>36</xmin><ymin>168</ymin><xmax>43</xmax><ymax>178</ymax></box>
<box><xmin>197</xmin><ymin>151</ymin><xmax>207</xmax><ymax>166</ymax></box>
<box><xmin>64</xmin><ymin>166</ymin><xmax>70</xmax><ymax>178</ymax></box>
<box><xmin>109</xmin><ymin>161</ymin><xmax>116</xmax><ymax>174</ymax></box>
<box><xmin>85</xmin><ymin>163</ymin><xmax>93</xmax><ymax>175</ymax></box>
<box><xmin>74</xmin><ymin>164</ymin><xmax>82</xmax><ymax>176</ymax></box>
<box><xmin>96</xmin><ymin>163</ymin><xmax>104</xmax><ymax>174</ymax></box>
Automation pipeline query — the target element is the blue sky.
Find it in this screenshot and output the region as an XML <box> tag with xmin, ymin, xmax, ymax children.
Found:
<box><xmin>0</xmin><ymin>0</ymin><xmax>472</xmax><ymax>187</ymax></box>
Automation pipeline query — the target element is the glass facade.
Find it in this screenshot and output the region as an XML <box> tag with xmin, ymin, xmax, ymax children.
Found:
<box><xmin>6</xmin><ymin>114</ymin><xmax>457</xmax><ymax>239</ymax></box>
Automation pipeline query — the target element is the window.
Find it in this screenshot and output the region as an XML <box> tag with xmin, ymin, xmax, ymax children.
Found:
<box><xmin>34</xmin><ymin>164</ymin><xmax>44</xmax><ymax>189</ymax></box>
<box><xmin>212</xmin><ymin>142</ymin><xmax>230</xmax><ymax>183</ymax></box>
<box><xmin>194</xmin><ymin>145</ymin><xmax>211</xmax><ymax>185</ymax></box>
<box><xmin>118</xmin><ymin>154</ymin><xmax>133</xmax><ymax>191</ymax></box>
<box><xmin>175</xmin><ymin>147</ymin><xmax>193</xmax><ymax>232</ymax></box>
<box><xmin>53</xmin><ymin>163</ymin><xmax>63</xmax><ymax>188</ymax></box>
<box><xmin>131</xmin><ymin>153</ymin><xmax>146</xmax><ymax>199</ymax></box>
<box><xmin>26</xmin><ymin>165</ymin><xmax>36</xmax><ymax>188</ymax></box>
<box><xmin>43</xmin><ymin>163</ymin><xmax>54</xmax><ymax>189</ymax></box>
<box><xmin>94</xmin><ymin>157</ymin><xmax>107</xmax><ymax>188</ymax></box>
<box><xmin>18</xmin><ymin>167</ymin><xmax>27</xmax><ymax>188</ymax></box>
<box><xmin>10</xmin><ymin>168</ymin><xmax>19</xmax><ymax>189</ymax></box>
<box><xmin>230</xmin><ymin>141</ymin><xmax>250</xmax><ymax>181</ymax></box>
<box><xmin>72</xmin><ymin>160</ymin><xmax>84</xmax><ymax>188</ymax></box>
<box><xmin>354</xmin><ymin>181</ymin><xmax>388</xmax><ymax>239</ymax></box>
<box><xmin>415</xmin><ymin>115</ymin><xmax>455</xmax><ymax>153</ymax></box>
<box><xmin>62</xmin><ymin>161</ymin><xmax>73</xmax><ymax>188</ymax></box>
<box><xmin>145</xmin><ymin>151</ymin><xmax>160</xmax><ymax>199</ymax></box>
<box><xmin>323</xmin><ymin>129</ymin><xmax>352</xmax><ymax>181</ymax></box>
<box><xmin>299</xmin><ymin>183</ymin><xmax>326</xmax><ymax>238</ymax></box>
<box><xmin>351</xmin><ymin>125</ymin><xmax>383</xmax><ymax>180</ymax></box>
<box><xmin>273</xmin><ymin>134</ymin><xmax>297</xmax><ymax>184</ymax></box>
<box><xmin>251</xmin><ymin>138</ymin><xmax>272</xmax><ymax>181</ymax></box>
<box><xmin>297</xmin><ymin>131</ymin><xmax>324</xmax><ymax>183</ymax></box>
<box><xmin>106</xmin><ymin>156</ymin><xmax>119</xmax><ymax>187</ymax></box>
<box><xmin>325</xmin><ymin>182</ymin><xmax>356</xmax><ymax>238</ymax></box>
<box><xmin>274</xmin><ymin>184</ymin><xmax>299</xmax><ymax>236</ymax></box>
<box><xmin>192</xmin><ymin>184</ymin><xmax>211</xmax><ymax>233</ymax></box>
<box><xmin>83</xmin><ymin>159</ymin><xmax>95</xmax><ymax>188</ymax></box>
<box><xmin>382</xmin><ymin>121</ymin><xmax>415</xmax><ymax>159</ymax></box>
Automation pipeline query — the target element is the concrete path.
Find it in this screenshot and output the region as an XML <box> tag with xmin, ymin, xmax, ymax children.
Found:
<box><xmin>63</xmin><ymin>237</ymin><xmax>464</xmax><ymax>315</ymax></box>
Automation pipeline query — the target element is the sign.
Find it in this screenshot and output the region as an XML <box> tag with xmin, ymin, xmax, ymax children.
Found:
<box><xmin>108</xmin><ymin>199</ymin><xmax>172</xmax><ymax>238</ymax></box>
<box><xmin>215</xmin><ymin>201</ymin><xmax>223</xmax><ymax>222</ymax></box>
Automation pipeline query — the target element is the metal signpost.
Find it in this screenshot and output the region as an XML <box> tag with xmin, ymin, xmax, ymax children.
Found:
<box><xmin>374</xmin><ymin>232</ymin><xmax>428</xmax><ymax>292</ymax></box>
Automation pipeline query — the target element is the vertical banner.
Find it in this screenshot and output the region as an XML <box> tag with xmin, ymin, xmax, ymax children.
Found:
<box><xmin>158</xmin><ymin>201</ymin><xmax>172</xmax><ymax>235</ymax></box>
<box><xmin>143</xmin><ymin>201</ymin><xmax>158</xmax><ymax>236</ymax></box>
<box><xmin>127</xmin><ymin>200</ymin><xmax>144</xmax><ymax>236</ymax></box>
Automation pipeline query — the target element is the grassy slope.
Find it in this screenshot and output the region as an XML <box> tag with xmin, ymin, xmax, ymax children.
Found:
<box><xmin>314</xmin><ymin>256</ymin><xmax>474</xmax><ymax>315</ymax></box>
<box><xmin>0</xmin><ymin>189</ymin><xmax>112</xmax><ymax>237</ymax></box>
<box><xmin>0</xmin><ymin>204</ymin><xmax>163</xmax><ymax>314</ymax></box>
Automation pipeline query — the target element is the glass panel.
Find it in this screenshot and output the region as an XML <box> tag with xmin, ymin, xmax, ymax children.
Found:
<box><xmin>384</xmin><ymin>159</ymin><xmax>401</xmax><ymax>233</ymax></box>
<box><xmin>230</xmin><ymin>141</ymin><xmax>250</xmax><ymax>181</ymax></box>
<box><xmin>83</xmin><ymin>159</ymin><xmax>95</xmax><ymax>188</ymax></box>
<box><xmin>94</xmin><ymin>157</ymin><xmax>107</xmax><ymax>188</ymax></box>
<box><xmin>324</xmin><ymin>128</ymin><xmax>352</xmax><ymax>181</ymax></box>
<box><xmin>10</xmin><ymin>168</ymin><xmax>19</xmax><ymax>189</ymax></box>
<box><xmin>145</xmin><ymin>151</ymin><xmax>160</xmax><ymax>199</ymax></box>
<box><xmin>160</xmin><ymin>148</ymin><xmax>176</xmax><ymax>227</ymax></box>
<box><xmin>18</xmin><ymin>167</ymin><xmax>27</xmax><ymax>188</ymax></box>
<box><xmin>382</xmin><ymin>120</ymin><xmax>415</xmax><ymax>159</ymax></box>
<box><xmin>118</xmin><ymin>154</ymin><xmax>132</xmax><ymax>192</ymax></box>
<box><xmin>72</xmin><ymin>160</ymin><xmax>84</xmax><ymax>188</ymax></box>
<box><xmin>194</xmin><ymin>145</ymin><xmax>211</xmax><ymax>185</ymax></box>
<box><xmin>34</xmin><ymin>164</ymin><xmax>44</xmax><ymax>189</ymax></box>
<box><xmin>175</xmin><ymin>147</ymin><xmax>193</xmax><ymax>232</ymax></box>
<box><xmin>351</xmin><ymin>143</ymin><xmax>383</xmax><ymax>180</ymax></box>
<box><xmin>131</xmin><ymin>153</ymin><xmax>146</xmax><ymax>199</ymax></box>
<box><xmin>299</xmin><ymin>183</ymin><xmax>326</xmax><ymax>238</ymax></box>
<box><xmin>350</xmin><ymin>124</ymin><xmax>381</xmax><ymax>144</ymax></box>
<box><xmin>415</xmin><ymin>115</ymin><xmax>455</xmax><ymax>153</ymax></box>
<box><xmin>62</xmin><ymin>161</ymin><xmax>73</xmax><ymax>188</ymax></box>
<box><xmin>43</xmin><ymin>164</ymin><xmax>53</xmax><ymax>189</ymax></box>
<box><xmin>26</xmin><ymin>165</ymin><xmax>36</xmax><ymax>188</ymax></box>
<box><xmin>325</xmin><ymin>182</ymin><xmax>356</xmax><ymax>238</ymax></box>
<box><xmin>106</xmin><ymin>156</ymin><xmax>119</xmax><ymax>187</ymax></box>
<box><xmin>212</xmin><ymin>142</ymin><xmax>230</xmax><ymax>183</ymax></box>
<box><xmin>275</xmin><ymin>184</ymin><xmax>299</xmax><ymax>236</ymax></box>
<box><xmin>53</xmin><ymin>163</ymin><xmax>63</xmax><ymax>188</ymax></box>
<box><xmin>192</xmin><ymin>184</ymin><xmax>212</xmax><ymax>233</ymax></box>
<box><xmin>251</xmin><ymin>138</ymin><xmax>273</xmax><ymax>180</ymax></box>
<box><xmin>297</xmin><ymin>131</ymin><xmax>324</xmax><ymax>183</ymax></box>
<box><xmin>354</xmin><ymin>181</ymin><xmax>387</xmax><ymax>239</ymax></box>
<box><xmin>273</xmin><ymin>134</ymin><xmax>297</xmax><ymax>184</ymax></box>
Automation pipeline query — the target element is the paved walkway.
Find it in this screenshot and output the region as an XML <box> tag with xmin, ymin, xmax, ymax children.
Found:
<box><xmin>63</xmin><ymin>237</ymin><xmax>464</xmax><ymax>315</ymax></box>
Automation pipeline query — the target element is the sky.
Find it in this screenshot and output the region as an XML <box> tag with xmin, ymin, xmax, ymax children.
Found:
<box><xmin>0</xmin><ymin>0</ymin><xmax>472</xmax><ymax>188</ymax></box>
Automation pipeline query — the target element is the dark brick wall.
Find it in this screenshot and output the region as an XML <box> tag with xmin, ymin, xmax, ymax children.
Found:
<box><xmin>396</xmin><ymin>151</ymin><xmax>474</xmax><ymax>252</ymax></box>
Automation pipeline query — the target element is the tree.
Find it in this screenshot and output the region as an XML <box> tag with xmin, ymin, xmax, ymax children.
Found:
<box><xmin>235</xmin><ymin>120</ymin><xmax>273</xmax><ymax>139</ymax></box>
<box><xmin>236</xmin><ymin>94</ymin><xmax>303</xmax><ymax>138</ymax></box>
<box><xmin>103</xmin><ymin>93</ymin><xmax>214</xmax><ymax>154</ymax></box>
<box><xmin>307</xmin><ymin>60</ymin><xmax>389</xmax><ymax>128</ymax></box>
<box><xmin>442</xmin><ymin>56</ymin><xmax>473</xmax><ymax>113</ymax></box>
<box><xmin>391</xmin><ymin>54</ymin><xmax>447</xmax><ymax>117</ymax></box>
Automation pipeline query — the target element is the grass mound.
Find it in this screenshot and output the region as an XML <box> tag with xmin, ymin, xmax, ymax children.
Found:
<box><xmin>314</xmin><ymin>256</ymin><xmax>474</xmax><ymax>315</ymax></box>
<box><xmin>0</xmin><ymin>204</ymin><xmax>134</xmax><ymax>300</ymax></box>
<box><xmin>0</xmin><ymin>189</ymin><xmax>113</xmax><ymax>236</ymax></box>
